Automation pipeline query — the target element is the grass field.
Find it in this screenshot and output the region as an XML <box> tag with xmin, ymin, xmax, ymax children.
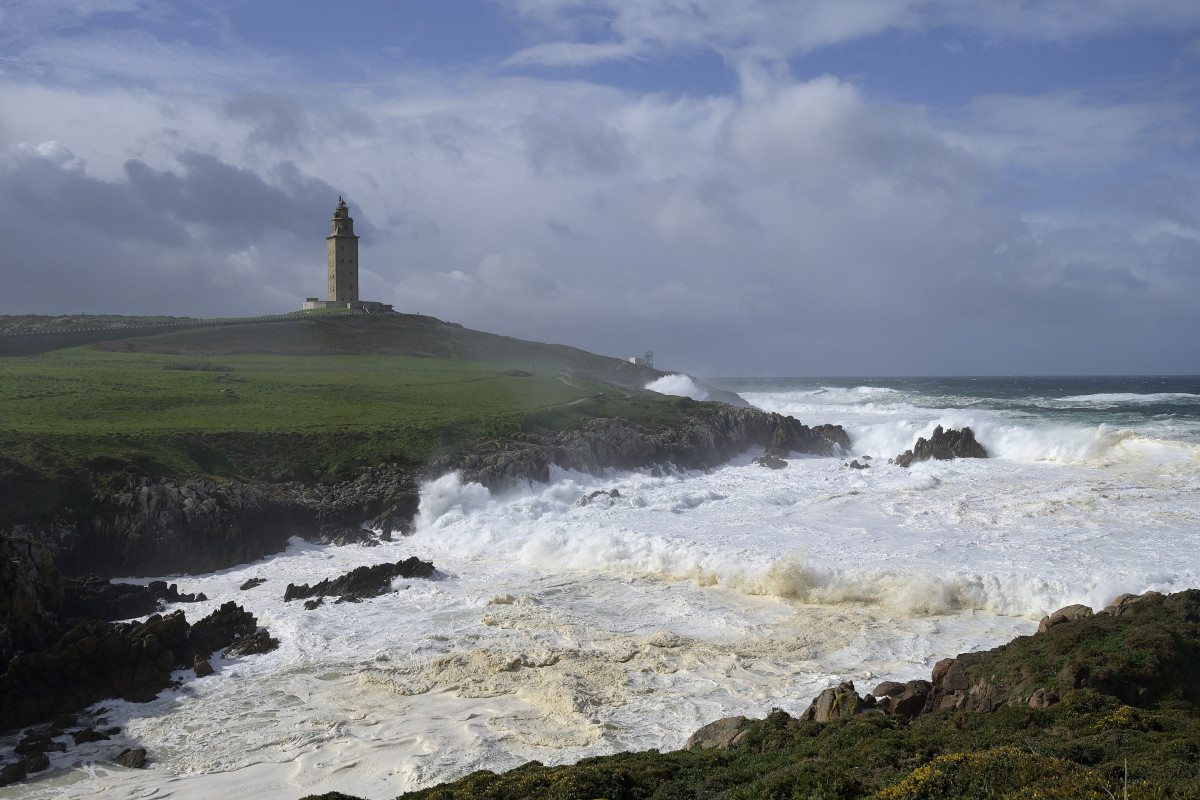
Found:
<box><xmin>0</xmin><ymin>314</ymin><xmax>682</xmax><ymax>520</ymax></box>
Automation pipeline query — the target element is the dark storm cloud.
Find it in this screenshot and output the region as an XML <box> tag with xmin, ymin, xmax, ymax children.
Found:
<box><xmin>0</xmin><ymin>142</ymin><xmax>351</xmax><ymax>316</ymax></box>
<box><xmin>123</xmin><ymin>152</ymin><xmax>347</xmax><ymax>248</ymax></box>
<box><xmin>5</xmin><ymin>142</ymin><xmax>187</xmax><ymax>245</ymax></box>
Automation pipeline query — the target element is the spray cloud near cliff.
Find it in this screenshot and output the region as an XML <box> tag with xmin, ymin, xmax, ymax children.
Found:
<box><xmin>645</xmin><ymin>374</ymin><xmax>709</xmax><ymax>401</ymax></box>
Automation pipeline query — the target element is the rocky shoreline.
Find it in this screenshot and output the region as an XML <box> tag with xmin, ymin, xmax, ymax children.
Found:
<box><xmin>1</xmin><ymin>403</ymin><xmax>850</xmax><ymax>578</ymax></box>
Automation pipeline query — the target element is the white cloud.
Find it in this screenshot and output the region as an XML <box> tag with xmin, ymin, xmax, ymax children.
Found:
<box><xmin>498</xmin><ymin>0</ymin><xmax>1200</xmax><ymax>68</ymax></box>
<box><xmin>951</xmin><ymin>91</ymin><xmax>1194</xmax><ymax>175</ymax></box>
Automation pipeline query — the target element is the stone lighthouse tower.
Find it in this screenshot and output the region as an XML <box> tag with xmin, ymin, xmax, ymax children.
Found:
<box><xmin>327</xmin><ymin>196</ymin><xmax>359</xmax><ymax>303</ymax></box>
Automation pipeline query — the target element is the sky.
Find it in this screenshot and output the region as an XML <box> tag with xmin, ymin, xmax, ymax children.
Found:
<box><xmin>1</xmin><ymin>1</ymin><xmax>1198</xmax><ymax>376</ymax></box>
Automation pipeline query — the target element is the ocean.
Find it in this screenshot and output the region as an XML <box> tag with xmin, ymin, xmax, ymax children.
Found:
<box><xmin>5</xmin><ymin>376</ymin><xmax>1199</xmax><ymax>799</ymax></box>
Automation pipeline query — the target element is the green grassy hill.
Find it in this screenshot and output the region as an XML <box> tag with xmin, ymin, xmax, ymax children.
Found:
<box><xmin>0</xmin><ymin>313</ymin><xmax>679</xmax><ymax>524</ymax></box>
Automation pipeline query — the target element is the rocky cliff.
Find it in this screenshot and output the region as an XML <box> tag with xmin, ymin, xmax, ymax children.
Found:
<box><xmin>436</xmin><ymin>404</ymin><xmax>850</xmax><ymax>490</ymax></box>
<box><xmin>3</xmin><ymin>404</ymin><xmax>847</xmax><ymax>578</ymax></box>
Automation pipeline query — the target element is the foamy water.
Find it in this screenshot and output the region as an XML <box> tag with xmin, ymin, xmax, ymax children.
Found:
<box><xmin>4</xmin><ymin>377</ymin><xmax>1199</xmax><ymax>799</ymax></box>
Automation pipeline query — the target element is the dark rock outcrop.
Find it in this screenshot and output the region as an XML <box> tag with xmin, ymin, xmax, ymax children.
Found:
<box><xmin>223</xmin><ymin>629</ymin><xmax>279</xmax><ymax>658</ymax></box>
<box><xmin>892</xmin><ymin>425</ymin><xmax>987</xmax><ymax>468</ymax></box>
<box><xmin>0</xmin><ymin>601</ymin><xmax>267</xmax><ymax>732</ymax></box>
<box><xmin>115</xmin><ymin>747</ymin><xmax>147</xmax><ymax>768</ymax></box>
<box><xmin>3</xmin><ymin>464</ymin><xmax>422</xmax><ymax>578</ymax></box>
<box><xmin>284</xmin><ymin>557</ymin><xmax>436</xmax><ymax>606</ymax></box>
<box><xmin>437</xmin><ymin>407</ymin><xmax>849</xmax><ymax>491</ymax></box>
<box><xmin>753</xmin><ymin>454</ymin><xmax>788</xmax><ymax>469</ymax></box>
<box><xmin>576</xmin><ymin>489</ymin><xmax>621</xmax><ymax>507</ymax></box>
<box><xmin>0</xmin><ymin>537</ymin><xmax>65</xmax><ymax>673</ymax></box>
<box><xmin>63</xmin><ymin>576</ymin><xmax>205</xmax><ymax>622</ymax></box>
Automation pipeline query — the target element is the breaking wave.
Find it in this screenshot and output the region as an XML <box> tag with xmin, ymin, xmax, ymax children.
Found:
<box><xmin>645</xmin><ymin>374</ymin><xmax>709</xmax><ymax>401</ymax></box>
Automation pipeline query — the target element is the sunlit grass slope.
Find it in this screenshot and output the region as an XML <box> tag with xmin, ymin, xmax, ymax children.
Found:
<box><xmin>0</xmin><ymin>314</ymin><xmax>675</xmax><ymax>521</ymax></box>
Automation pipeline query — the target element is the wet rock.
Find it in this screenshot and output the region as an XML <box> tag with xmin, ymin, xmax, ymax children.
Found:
<box><xmin>115</xmin><ymin>748</ymin><xmax>147</xmax><ymax>768</ymax></box>
<box><xmin>0</xmin><ymin>602</ymin><xmax>264</xmax><ymax>732</ymax></box>
<box><xmin>14</xmin><ymin>732</ymin><xmax>61</xmax><ymax>757</ymax></box>
<box><xmin>684</xmin><ymin>716</ymin><xmax>757</xmax><ymax>751</ymax></box>
<box><xmin>284</xmin><ymin>557</ymin><xmax>435</xmax><ymax>605</ymax></box>
<box><xmin>752</xmin><ymin>454</ymin><xmax>788</xmax><ymax>469</ymax></box>
<box><xmin>239</xmin><ymin>577</ymin><xmax>266</xmax><ymax>591</ymax></box>
<box><xmin>576</xmin><ymin>489</ymin><xmax>621</xmax><ymax>507</ymax></box>
<box><xmin>892</xmin><ymin>426</ymin><xmax>987</xmax><ymax>468</ymax></box>
<box><xmin>304</xmin><ymin>598</ymin><xmax>324</xmax><ymax>610</ymax></box>
<box><xmin>63</xmin><ymin>576</ymin><xmax>206</xmax><ymax>622</ymax></box>
<box><xmin>73</xmin><ymin>727</ymin><xmax>110</xmax><ymax>745</ymax></box>
<box><xmin>187</xmin><ymin>601</ymin><xmax>257</xmax><ymax>658</ymax></box>
<box><xmin>0</xmin><ymin>760</ymin><xmax>28</xmax><ymax>786</ymax></box>
<box><xmin>846</xmin><ymin>459</ymin><xmax>869</xmax><ymax>470</ymax></box>
<box><xmin>193</xmin><ymin>657</ymin><xmax>214</xmax><ymax>677</ymax></box>
<box><xmin>223</xmin><ymin>629</ymin><xmax>279</xmax><ymax>658</ymax></box>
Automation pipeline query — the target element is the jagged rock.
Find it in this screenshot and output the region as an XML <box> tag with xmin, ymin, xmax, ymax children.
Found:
<box><xmin>892</xmin><ymin>426</ymin><xmax>988</xmax><ymax>468</ymax></box>
<box><xmin>0</xmin><ymin>601</ymin><xmax>264</xmax><ymax>733</ymax></box>
<box><xmin>114</xmin><ymin>748</ymin><xmax>146</xmax><ymax>768</ymax></box>
<box><xmin>846</xmin><ymin>459</ymin><xmax>869</xmax><ymax>470</ymax></box>
<box><xmin>0</xmin><ymin>537</ymin><xmax>65</xmax><ymax>673</ymax></box>
<box><xmin>73</xmin><ymin>727</ymin><xmax>110</xmax><ymax>745</ymax></box>
<box><xmin>3</xmin><ymin>465</ymin><xmax>422</xmax><ymax>578</ymax></box>
<box><xmin>798</xmin><ymin>681</ymin><xmax>862</xmax><ymax>723</ymax></box>
<box><xmin>63</xmin><ymin>576</ymin><xmax>205</xmax><ymax>622</ymax></box>
<box><xmin>304</xmin><ymin>598</ymin><xmax>324</xmax><ymax>610</ymax></box>
<box><xmin>223</xmin><ymin>629</ymin><xmax>279</xmax><ymax>658</ymax></box>
<box><xmin>187</xmin><ymin>601</ymin><xmax>257</xmax><ymax>658</ymax></box>
<box><xmin>1037</xmin><ymin>603</ymin><xmax>1094</xmax><ymax>633</ymax></box>
<box><xmin>15</xmin><ymin>733</ymin><xmax>59</xmax><ymax>757</ymax></box>
<box><xmin>284</xmin><ymin>557</ymin><xmax>435</xmax><ymax>605</ymax></box>
<box><xmin>576</xmin><ymin>489</ymin><xmax>621</xmax><ymax>507</ymax></box>
<box><xmin>239</xmin><ymin>577</ymin><xmax>266</xmax><ymax>591</ymax></box>
<box><xmin>436</xmin><ymin>408</ymin><xmax>849</xmax><ymax>491</ymax></box>
<box><xmin>193</xmin><ymin>657</ymin><xmax>214</xmax><ymax>677</ymax></box>
<box><xmin>684</xmin><ymin>716</ymin><xmax>756</xmax><ymax>751</ymax></box>
<box><xmin>24</xmin><ymin>751</ymin><xmax>49</xmax><ymax>773</ymax></box>
<box><xmin>753</xmin><ymin>454</ymin><xmax>788</xmax><ymax>469</ymax></box>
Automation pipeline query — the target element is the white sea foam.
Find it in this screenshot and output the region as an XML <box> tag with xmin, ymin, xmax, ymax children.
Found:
<box><xmin>645</xmin><ymin>374</ymin><xmax>709</xmax><ymax>401</ymax></box>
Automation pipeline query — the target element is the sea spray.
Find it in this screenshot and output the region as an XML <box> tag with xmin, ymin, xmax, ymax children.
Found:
<box><xmin>645</xmin><ymin>373</ymin><xmax>710</xmax><ymax>401</ymax></box>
